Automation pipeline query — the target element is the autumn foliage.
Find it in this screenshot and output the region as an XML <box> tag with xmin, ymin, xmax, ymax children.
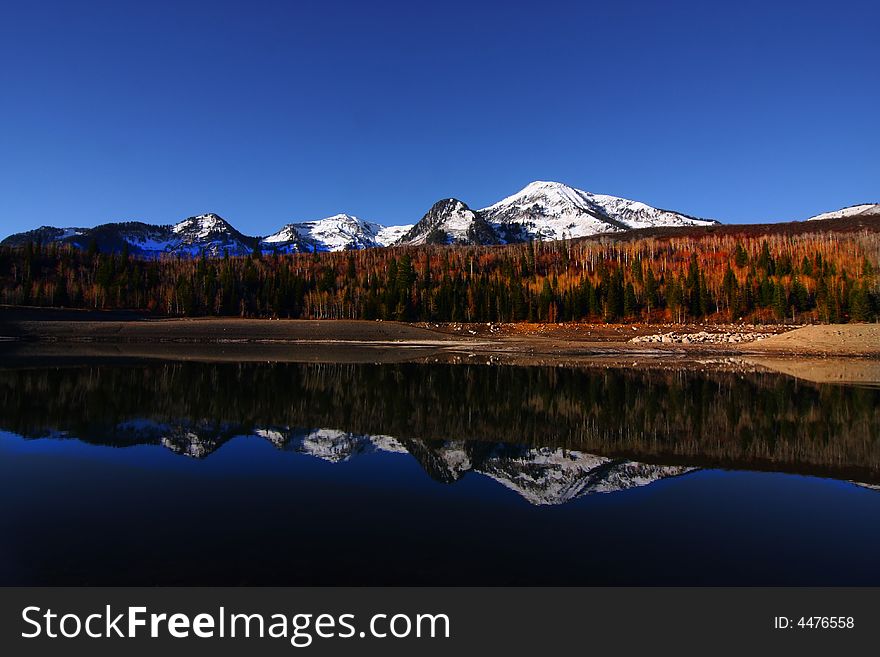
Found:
<box><xmin>2</xmin><ymin>225</ymin><xmax>878</xmax><ymax>324</ymax></box>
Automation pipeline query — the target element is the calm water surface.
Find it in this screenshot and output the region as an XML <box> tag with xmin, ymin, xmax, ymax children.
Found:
<box><xmin>0</xmin><ymin>360</ymin><xmax>878</xmax><ymax>585</ymax></box>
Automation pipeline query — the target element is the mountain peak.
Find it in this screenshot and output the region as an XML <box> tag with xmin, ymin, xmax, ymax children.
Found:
<box><xmin>500</xmin><ymin>180</ymin><xmax>586</xmax><ymax>200</ymax></box>
<box><xmin>397</xmin><ymin>198</ymin><xmax>498</xmax><ymax>246</ymax></box>
<box><xmin>172</xmin><ymin>213</ymin><xmax>234</xmax><ymax>236</ymax></box>
<box><xmin>427</xmin><ymin>197</ymin><xmax>470</xmax><ymax>214</ymax></box>
<box><xmin>522</xmin><ymin>180</ymin><xmax>574</xmax><ymax>191</ymax></box>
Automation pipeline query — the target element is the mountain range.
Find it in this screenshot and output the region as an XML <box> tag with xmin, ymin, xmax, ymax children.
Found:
<box><xmin>2</xmin><ymin>180</ymin><xmax>874</xmax><ymax>257</ymax></box>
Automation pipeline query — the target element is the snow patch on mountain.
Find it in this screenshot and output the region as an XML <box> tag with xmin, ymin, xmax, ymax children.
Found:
<box><xmin>261</xmin><ymin>225</ymin><xmax>302</xmax><ymax>247</ymax></box>
<box><xmin>375</xmin><ymin>224</ymin><xmax>413</xmax><ymax>246</ymax></box>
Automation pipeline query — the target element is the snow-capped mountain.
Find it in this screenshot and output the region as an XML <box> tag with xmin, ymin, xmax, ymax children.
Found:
<box><xmin>262</xmin><ymin>214</ymin><xmax>393</xmax><ymax>253</ymax></box>
<box><xmin>396</xmin><ymin>199</ymin><xmax>499</xmax><ymax>246</ymax></box>
<box><xmin>807</xmin><ymin>203</ymin><xmax>880</xmax><ymax>222</ymax></box>
<box><xmin>0</xmin><ymin>181</ymin><xmax>730</xmax><ymax>255</ymax></box>
<box><xmin>480</xmin><ymin>181</ymin><xmax>718</xmax><ymax>242</ymax></box>
<box><xmin>169</xmin><ymin>214</ymin><xmax>255</xmax><ymax>256</ymax></box>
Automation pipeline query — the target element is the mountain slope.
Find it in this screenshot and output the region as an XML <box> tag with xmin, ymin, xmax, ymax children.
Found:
<box><xmin>807</xmin><ymin>203</ymin><xmax>880</xmax><ymax>222</ymax></box>
<box><xmin>396</xmin><ymin>198</ymin><xmax>499</xmax><ymax>246</ymax></box>
<box><xmin>480</xmin><ymin>181</ymin><xmax>718</xmax><ymax>242</ymax></box>
<box><xmin>375</xmin><ymin>224</ymin><xmax>413</xmax><ymax>246</ymax></box>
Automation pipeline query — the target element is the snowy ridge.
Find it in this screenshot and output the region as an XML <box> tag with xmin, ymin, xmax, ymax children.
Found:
<box><xmin>262</xmin><ymin>214</ymin><xmax>390</xmax><ymax>253</ymax></box>
<box><xmin>806</xmin><ymin>203</ymin><xmax>880</xmax><ymax>222</ymax></box>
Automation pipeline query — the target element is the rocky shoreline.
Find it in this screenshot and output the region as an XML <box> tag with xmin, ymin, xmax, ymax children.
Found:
<box><xmin>630</xmin><ymin>330</ymin><xmax>775</xmax><ymax>345</ymax></box>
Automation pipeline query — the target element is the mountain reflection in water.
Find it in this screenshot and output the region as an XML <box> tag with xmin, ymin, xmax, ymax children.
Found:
<box><xmin>122</xmin><ymin>423</ymin><xmax>698</xmax><ymax>506</ymax></box>
<box><xmin>2</xmin><ymin>359</ymin><xmax>880</xmax><ymax>586</ymax></box>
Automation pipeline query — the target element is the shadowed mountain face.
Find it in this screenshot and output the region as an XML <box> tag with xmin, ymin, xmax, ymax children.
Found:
<box><xmin>1</xmin><ymin>360</ymin><xmax>878</xmax><ymax>486</ymax></box>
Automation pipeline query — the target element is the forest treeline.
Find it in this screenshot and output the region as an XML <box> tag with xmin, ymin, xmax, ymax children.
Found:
<box><xmin>1</xmin><ymin>228</ymin><xmax>878</xmax><ymax>323</ymax></box>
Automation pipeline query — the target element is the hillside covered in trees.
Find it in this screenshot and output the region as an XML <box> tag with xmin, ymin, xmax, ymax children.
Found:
<box><xmin>1</xmin><ymin>222</ymin><xmax>878</xmax><ymax>324</ymax></box>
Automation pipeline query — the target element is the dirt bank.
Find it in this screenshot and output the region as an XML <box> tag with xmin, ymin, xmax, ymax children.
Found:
<box><xmin>746</xmin><ymin>324</ymin><xmax>880</xmax><ymax>357</ymax></box>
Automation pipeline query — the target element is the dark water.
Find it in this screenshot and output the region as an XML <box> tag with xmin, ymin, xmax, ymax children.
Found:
<box><xmin>1</xmin><ymin>360</ymin><xmax>879</xmax><ymax>585</ymax></box>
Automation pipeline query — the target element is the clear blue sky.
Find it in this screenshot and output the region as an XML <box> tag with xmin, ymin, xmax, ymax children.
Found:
<box><xmin>1</xmin><ymin>0</ymin><xmax>877</xmax><ymax>236</ymax></box>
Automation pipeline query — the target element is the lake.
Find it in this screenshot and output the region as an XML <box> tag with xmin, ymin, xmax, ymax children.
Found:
<box><xmin>1</xmin><ymin>358</ymin><xmax>879</xmax><ymax>585</ymax></box>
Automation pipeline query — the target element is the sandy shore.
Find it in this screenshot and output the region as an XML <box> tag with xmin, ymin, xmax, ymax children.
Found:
<box><xmin>745</xmin><ymin>324</ymin><xmax>880</xmax><ymax>356</ymax></box>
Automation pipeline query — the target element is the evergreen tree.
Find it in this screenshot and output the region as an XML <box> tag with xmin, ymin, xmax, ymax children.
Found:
<box><xmin>734</xmin><ymin>242</ymin><xmax>749</xmax><ymax>268</ymax></box>
<box><xmin>772</xmin><ymin>282</ymin><xmax>788</xmax><ymax>321</ymax></box>
<box><xmin>643</xmin><ymin>266</ymin><xmax>657</xmax><ymax>315</ymax></box>
<box><xmin>623</xmin><ymin>282</ymin><xmax>637</xmax><ymax>318</ymax></box>
<box><xmin>757</xmin><ymin>241</ymin><xmax>774</xmax><ymax>275</ymax></box>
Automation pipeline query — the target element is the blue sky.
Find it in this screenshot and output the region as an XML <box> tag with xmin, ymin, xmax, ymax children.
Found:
<box><xmin>0</xmin><ymin>0</ymin><xmax>877</xmax><ymax>235</ymax></box>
